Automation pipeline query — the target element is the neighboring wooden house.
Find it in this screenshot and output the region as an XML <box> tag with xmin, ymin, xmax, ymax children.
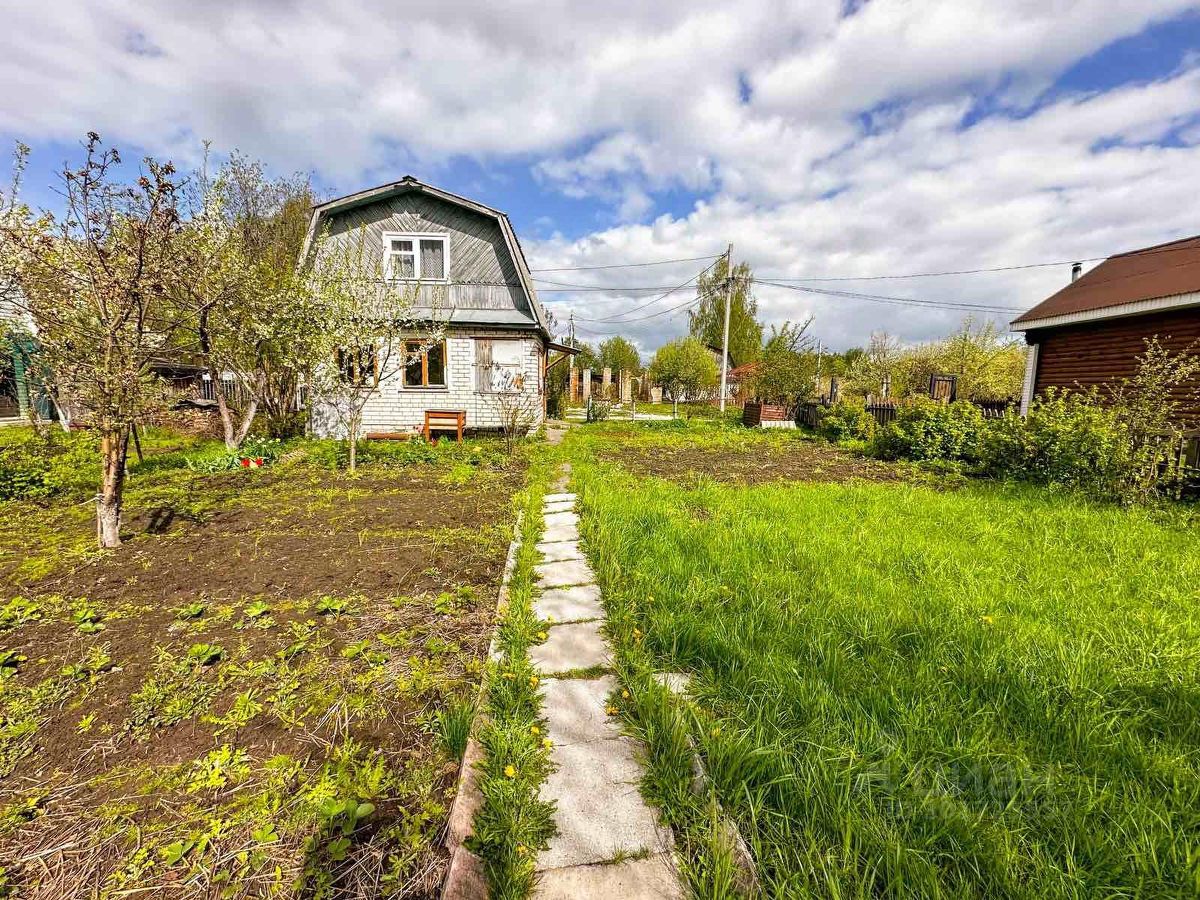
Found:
<box><xmin>1012</xmin><ymin>236</ymin><xmax>1200</xmax><ymax>421</ymax></box>
<box><xmin>300</xmin><ymin>177</ymin><xmax>560</xmax><ymax>438</ymax></box>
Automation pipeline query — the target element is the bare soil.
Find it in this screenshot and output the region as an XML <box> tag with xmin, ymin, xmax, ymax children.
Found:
<box><xmin>602</xmin><ymin>439</ymin><xmax>906</xmax><ymax>485</ymax></box>
<box><xmin>0</xmin><ymin>460</ymin><xmax>523</xmax><ymax>899</ymax></box>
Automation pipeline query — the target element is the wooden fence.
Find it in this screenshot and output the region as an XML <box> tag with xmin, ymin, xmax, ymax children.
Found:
<box><xmin>797</xmin><ymin>397</ymin><xmax>1016</xmax><ymax>430</ymax></box>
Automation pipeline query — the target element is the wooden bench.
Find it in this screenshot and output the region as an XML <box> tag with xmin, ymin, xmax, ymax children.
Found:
<box><xmin>424</xmin><ymin>409</ymin><xmax>465</xmax><ymax>443</ymax></box>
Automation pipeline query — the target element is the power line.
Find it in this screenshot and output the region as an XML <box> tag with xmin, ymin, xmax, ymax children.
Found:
<box><xmin>535</xmin><ymin>278</ymin><xmax>687</xmax><ymax>292</ymax></box>
<box><xmin>529</xmin><ymin>253</ymin><xmax>721</xmax><ymax>273</ymax></box>
<box><xmin>752</xmin><ymin>278</ymin><xmax>1023</xmax><ymax>313</ymax></box>
<box><xmin>571</xmin><ymin>257</ymin><xmax>722</xmax><ymax>324</ymax></box>
<box><xmin>536</xmin><ymin>238</ymin><xmax>1200</xmax><ymax>286</ymax></box>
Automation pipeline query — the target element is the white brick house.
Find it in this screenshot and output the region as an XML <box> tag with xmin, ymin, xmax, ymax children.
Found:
<box><xmin>300</xmin><ymin>177</ymin><xmax>563</xmax><ymax>438</ymax></box>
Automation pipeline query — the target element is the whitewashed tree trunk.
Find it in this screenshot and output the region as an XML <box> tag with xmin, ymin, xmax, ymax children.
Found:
<box><xmin>97</xmin><ymin>427</ymin><xmax>129</xmax><ymax>548</ymax></box>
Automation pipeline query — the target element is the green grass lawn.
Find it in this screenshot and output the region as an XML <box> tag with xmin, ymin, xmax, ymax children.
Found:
<box><xmin>569</xmin><ymin>422</ymin><xmax>1200</xmax><ymax>899</ymax></box>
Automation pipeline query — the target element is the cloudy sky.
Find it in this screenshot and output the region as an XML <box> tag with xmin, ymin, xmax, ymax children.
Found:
<box><xmin>3</xmin><ymin>1</ymin><xmax>1199</xmax><ymax>354</ymax></box>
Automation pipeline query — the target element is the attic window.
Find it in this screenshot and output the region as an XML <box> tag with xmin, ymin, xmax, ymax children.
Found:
<box><xmin>384</xmin><ymin>233</ymin><xmax>448</xmax><ymax>281</ymax></box>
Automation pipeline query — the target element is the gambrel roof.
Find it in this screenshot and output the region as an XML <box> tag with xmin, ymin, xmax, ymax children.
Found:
<box><xmin>300</xmin><ymin>176</ymin><xmax>550</xmax><ymax>337</ymax></box>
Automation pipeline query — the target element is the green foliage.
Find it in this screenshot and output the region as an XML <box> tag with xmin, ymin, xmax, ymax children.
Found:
<box><xmin>597</xmin><ymin>336</ymin><xmax>642</xmax><ymax>377</ymax></box>
<box><xmin>435</xmin><ymin>697</ymin><xmax>476</xmax><ymax>760</ymax></box>
<box><xmin>0</xmin><ymin>430</ymin><xmax>95</xmax><ymax>501</ymax></box>
<box><xmin>585</xmin><ymin>399</ymin><xmax>613</xmax><ymax>423</ymax></box>
<box><xmin>187</xmin><ymin>643</ymin><xmax>226</xmax><ymax>666</ymax></box>
<box><xmin>243</xmin><ymin>599</ymin><xmax>271</xmax><ymax>619</ymax></box>
<box><xmin>470</xmin><ymin>458</ymin><xmax>558</xmax><ymax>898</ymax></box>
<box><xmin>650</xmin><ymin>337</ymin><xmax>720</xmax><ymax>405</ymax></box>
<box><xmin>176</xmin><ymin>602</ymin><xmax>205</xmax><ymax>621</ymax></box>
<box><xmin>314</xmin><ymin>595</ymin><xmax>352</xmax><ymax>616</ymax></box>
<box><xmin>873</xmin><ymin>398</ymin><xmax>987</xmax><ymax>465</ymax></box>
<box><xmin>752</xmin><ymin>320</ymin><xmax>816</xmax><ymax>405</ymax></box>
<box><xmin>983</xmin><ymin>389</ymin><xmax>1134</xmax><ymax>496</ymax></box>
<box><xmin>845</xmin><ymin>319</ymin><xmax>1026</xmax><ymax>402</ymax></box>
<box><xmin>690</xmin><ymin>257</ymin><xmax>763</xmax><ymax>366</ymax></box>
<box><xmin>819</xmin><ymin>401</ymin><xmax>877</xmax><ymax>442</ymax></box>
<box><xmin>0</xmin><ymin>597</ymin><xmax>45</xmax><ymax>631</ymax></box>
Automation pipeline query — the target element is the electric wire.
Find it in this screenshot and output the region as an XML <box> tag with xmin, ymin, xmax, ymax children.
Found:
<box><xmin>529</xmin><ymin>253</ymin><xmax>721</xmax><ymax>272</ymax></box>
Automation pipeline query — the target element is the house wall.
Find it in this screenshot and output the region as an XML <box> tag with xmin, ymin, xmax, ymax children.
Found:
<box><xmin>1029</xmin><ymin>306</ymin><xmax>1200</xmax><ymax>421</ymax></box>
<box><xmin>319</xmin><ymin>192</ymin><xmax>532</xmax><ymax>315</ymax></box>
<box><xmin>310</xmin><ymin>327</ymin><xmax>545</xmax><ymax>437</ymax></box>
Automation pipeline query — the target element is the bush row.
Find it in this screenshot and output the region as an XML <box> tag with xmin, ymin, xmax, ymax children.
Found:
<box><xmin>817</xmin><ymin>392</ymin><xmax>1189</xmax><ymax>503</ymax></box>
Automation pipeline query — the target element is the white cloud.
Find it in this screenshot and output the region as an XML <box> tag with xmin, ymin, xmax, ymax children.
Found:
<box><xmin>2</xmin><ymin>0</ymin><xmax>1198</xmax><ymax>348</ymax></box>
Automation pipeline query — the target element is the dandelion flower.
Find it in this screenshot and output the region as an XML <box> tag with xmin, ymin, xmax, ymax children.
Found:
<box><xmin>537</xmin><ymin>631</ymin><xmax>547</xmax><ymax>640</ymax></box>
<box><xmin>980</xmin><ymin>615</ymin><xmax>995</xmax><ymax>625</ymax></box>
<box><xmin>530</xmin><ymin>725</ymin><xmax>540</xmax><ymax>735</ymax></box>
<box><xmin>711</xmin><ymin>727</ymin><xmax>721</xmax><ymax>737</ymax></box>
<box><xmin>621</xmin><ymin>689</ymin><xmax>630</xmax><ymax>699</ymax></box>
<box><xmin>605</xmin><ymin>705</ymin><xmax>618</xmax><ymax>715</ymax></box>
<box><xmin>502</xmin><ymin>672</ymin><xmax>516</xmax><ymax>680</ymax></box>
<box><xmin>516</xmin><ymin>844</ymin><xmax>527</xmax><ymax>855</ymax></box>
<box><xmin>504</xmin><ymin>764</ymin><xmax>517</xmax><ymax>778</ymax></box>
<box><xmin>542</xmin><ymin>737</ymin><xmax>553</xmax><ymax>749</ymax></box>
<box><xmin>529</xmin><ymin>675</ymin><xmax>540</xmax><ymax>687</ymax></box>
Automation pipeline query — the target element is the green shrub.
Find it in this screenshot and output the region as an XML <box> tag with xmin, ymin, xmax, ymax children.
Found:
<box><xmin>0</xmin><ymin>430</ymin><xmax>96</xmax><ymax>501</ymax></box>
<box><xmin>873</xmin><ymin>398</ymin><xmax>987</xmax><ymax>465</ymax></box>
<box><xmin>982</xmin><ymin>389</ymin><xmax>1133</xmax><ymax>497</ymax></box>
<box><xmin>819</xmin><ymin>401</ymin><xmax>876</xmax><ymax>442</ymax></box>
<box><xmin>586</xmin><ymin>400</ymin><xmax>613</xmax><ymax>423</ymax></box>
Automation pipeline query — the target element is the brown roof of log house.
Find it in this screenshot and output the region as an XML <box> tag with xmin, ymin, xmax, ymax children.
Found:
<box><xmin>1013</xmin><ymin>235</ymin><xmax>1200</xmax><ymax>327</ymax></box>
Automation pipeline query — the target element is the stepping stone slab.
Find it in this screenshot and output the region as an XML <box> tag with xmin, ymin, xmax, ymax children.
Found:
<box><xmin>541</xmin><ymin>524</ymin><xmax>579</xmax><ymax>543</ymax></box>
<box><xmin>536</xmin><ymin>738</ymin><xmax>674</xmax><ymax>869</ymax></box>
<box><xmin>537</xmin><ymin>558</ymin><xmax>595</xmax><ymax>588</ymax></box>
<box><xmin>543</xmin><ymin>499</ymin><xmax>576</xmax><ymax>514</ymax></box>
<box><xmin>544</xmin><ymin>492</ymin><xmax>577</xmax><ymax>503</ymax></box>
<box><xmin>653</xmin><ymin>672</ymin><xmax>693</xmax><ymax>697</ymax></box>
<box><xmin>535</xmin><ymin>585</ymin><xmax>604</xmax><ymax>623</ymax></box>
<box><xmin>542</xmin><ymin>675</ymin><xmax>622</xmax><ymax>745</ymax></box>
<box><xmin>544</xmin><ymin>511</ymin><xmax>578</xmax><ymax>528</ymax></box>
<box><xmin>533</xmin><ymin>854</ymin><xmax>684</xmax><ymax>900</ymax></box>
<box><xmin>536</xmin><ymin>540</ymin><xmax>584</xmax><ymax>563</ymax></box>
<box><xmin>529</xmin><ymin>621</ymin><xmax>609</xmax><ymax>673</ymax></box>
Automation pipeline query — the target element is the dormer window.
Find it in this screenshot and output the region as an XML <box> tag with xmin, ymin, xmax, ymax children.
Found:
<box><xmin>384</xmin><ymin>232</ymin><xmax>448</xmax><ymax>281</ymax></box>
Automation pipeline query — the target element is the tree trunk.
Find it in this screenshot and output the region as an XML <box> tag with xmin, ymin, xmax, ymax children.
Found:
<box><xmin>97</xmin><ymin>427</ymin><xmax>130</xmax><ymax>549</ymax></box>
<box><xmin>347</xmin><ymin>408</ymin><xmax>360</xmax><ymax>473</ymax></box>
<box><xmin>214</xmin><ymin>387</ymin><xmax>238</xmax><ymax>450</ymax></box>
<box><xmin>54</xmin><ymin>399</ymin><xmax>72</xmax><ymax>433</ymax></box>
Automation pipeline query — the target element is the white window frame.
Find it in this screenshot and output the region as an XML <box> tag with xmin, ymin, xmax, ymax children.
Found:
<box><xmin>382</xmin><ymin>231</ymin><xmax>450</xmax><ymax>282</ymax></box>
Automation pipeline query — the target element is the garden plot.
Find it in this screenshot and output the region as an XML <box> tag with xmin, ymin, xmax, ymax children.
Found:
<box><xmin>592</xmin><ymin>421</ymin><xmax>906</xmax><ymax>486</ymax></box>
<box><xmin>0</xmin><ymin>438</ymin><xmax>523</xmax><ymax>898</ymax></box>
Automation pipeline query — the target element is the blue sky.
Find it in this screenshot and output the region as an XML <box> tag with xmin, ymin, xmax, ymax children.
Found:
<box><xmin>3</xmin><ymin>1</ymin><xmax>1199</xmax><ymax>354</ymax></box>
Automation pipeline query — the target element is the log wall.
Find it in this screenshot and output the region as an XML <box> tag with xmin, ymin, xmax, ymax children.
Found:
<box><xmin>1031</xmin><ymin>306</ymin><xmax>1200</xmax><ymax>421</ymax></box>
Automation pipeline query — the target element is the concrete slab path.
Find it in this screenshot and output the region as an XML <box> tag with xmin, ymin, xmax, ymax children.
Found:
<box><xmin>529</xmin><ymin>466</ymin><xmax>684</xmax><ymax>898</ymax></box>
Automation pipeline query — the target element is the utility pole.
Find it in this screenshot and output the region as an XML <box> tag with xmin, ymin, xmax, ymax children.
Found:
<box><xmin>719</xmin><ymin>243</ymin><xmax>733</xmax><ymax>414</ymax></box>
<box><xmin>568</xmin><ymin>311</ymin><xmax>576</xmax><ymax>367</ymax></box>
